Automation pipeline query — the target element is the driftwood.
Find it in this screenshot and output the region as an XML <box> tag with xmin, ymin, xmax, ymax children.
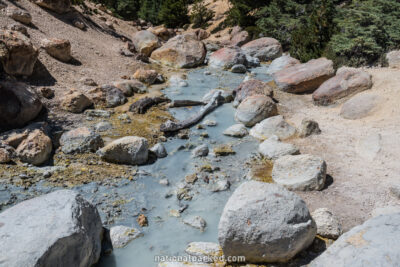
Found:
<box><xmin>129</xmin><ymin>97</ymin><xmax>170</xmax><ymax>114</ymax></box>
<box><xmin>169</xmin><ymin>100</ymin><xmax>205</xmax><ymax>108</ymax></box>
<box><xmin>160</xmin><ymin>91</ymin><xmax>225</xmax><ymax>132</ymax></box>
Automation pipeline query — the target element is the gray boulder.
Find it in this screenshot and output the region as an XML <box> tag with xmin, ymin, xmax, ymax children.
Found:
<box><xmin>218</xmin><ymin>181</ymin><xmax>316</xmax><ymax>263</ymax></box>
<box><xmin>223</xmin><ymin>124</ymin><xmax>248</xmax><ymax>138</ymax></box>
<box><xmin>60</xmin><ymin>127</ymin><xmax>104</xmax><ymax>154</ymax></box>
<box><xmin>249</xmin><ymin>115</ymin><xmax>296</xmax><ymax>140</ymax></box>
<box><xmin>0</xmin><ymin>190</ymin><xmax>103</xmax><ymax>267</ymax></box>
<box><xmin>311</xmin><ymin>208</ymin><xmax>342</xmax><ymax>239</ymax></box>
<box><xmin>132</xmin><ymin>30</ymin><xmax>160</xmax><ymax>56</ymax></box>
<box><xmin>150</xmin><ymin>143</ymin><xmax>167</xmax><ymax>158</ymax></box>
<box><xmin>272</xmin><ymin>154</ymin><xmax>327</xmax><ymax>191</ymax></box>
<box><xmin>241</xmin><ymin>37</ymin><xmax>282</xmax><ymax>61</ymax></box>
<box><xmin>267</xmin><ymin>54</ymin><xmax>300</xmax><ymax>75</ymax></box>
<box><xmin>235</xmin><ymin>95</ymin><xmax>278</xmax><ymax>127</ymax></box>
<box><xmin>309</xmin><ymin>213</ymin><xmax>400</xmax><ymax>267</ymax></box>
<box><xmin>258</xmin><ymin>136</ymin><xmax>299</xmax><ymax>160</ymax></box>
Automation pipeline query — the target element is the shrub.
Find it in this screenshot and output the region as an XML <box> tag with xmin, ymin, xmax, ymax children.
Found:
<box><xmin>190</xmin><ymin>0</ymin><xmax>214</xmax><ymax>29</ymax></box>
<box><xmin>158</xmin><ymin>0</ymin><xmax>190</xmax><ymax>28</ymax></box>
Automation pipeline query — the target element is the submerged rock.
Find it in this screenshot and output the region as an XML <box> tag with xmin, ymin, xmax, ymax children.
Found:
<box><xmin>185</xmin><ymin>242</ymin><xmax>223</xmax><ymax>263</ymax></box>
<box><xmin>110</xmin><ymin>226</ymin><xmax>142</xmax><ymax>248</ymax></box>
<box><xmin>249</xmin><ymin>115</ymin><xmax>296</xmax><ymax>140</ymax></box>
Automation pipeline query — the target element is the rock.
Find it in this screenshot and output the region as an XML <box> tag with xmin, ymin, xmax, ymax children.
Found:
<box><xmin>80</xmin><ymin>77</ymin><xmax>97</xmax><ymax>86</ymax></box>
<box><xmin>159</xmin><ymin>179</ymin><xmax>169</xmax><ymax>186</ymax></box>
<box><xmin>266</xmin><ymin>54</ymin><xmax>300</xmax><ymax>75</ymax></box>
<box><xmin>169</xmin><ymin>74</ymin><xmax>188</xmax><ymax>88</ymax></box>
<box><xmin>235</xmin><ymin>95</ymin><xmax>278</xmax><ymax>127</ymax></box>
<box><xmin>95</xmin><ymin>121</ymin><xmax>112</xmax><ymax>132</ymax></box>
<box><xmin>185</xmin><ymin>173</ymin><xmax>198</xmax><ymax>184</ymax></box>
<box><xmin>97</xmin><ymin>136</ymin><xmax>149</xmax><ymax>165</ymax></box>
<box><xmin>389</xmin><ymin>185</ymin><xmax>400</xmax><ymax>200</ymax></box>
<box><xmin>0</xmin><ymin>30</ymin><xmax>38</xmax><ymax>76</ymax></box>
<box><xmin>84</xmin><ymin>109</ymin><xmax>111</xmax><ymax>118</ymax></box>
<box><xmin>258</xmin><ymin>136</ymin><xmax>299</xmax><ymax>160</ymax></box>
<box><xmin>109</xmin><ymin>226</ymin><xmax>142</xmax><ymax>248</ymax></box>
<box><xmin>6</xmin><ymin>7</ymin><xmax>32</xmax><ymax>25</ymax></box>
<box><xmin>149</xmin><ymin>26</ymin><xmax>175</xmax><ymax>41</ymax></box>
<box><xmin>231</xmin><ymin>64</ymin><xmax>247</xmax><ymax>73</ymax></box>
<box><xmin>340</xmin><ymin>93</ymin><xmax>380</xmax><ymax>120</ymax></box>
<box><xmin>249</xmin><ymin>115</ymin><xmax>296</xmax><ymax>140</ymax></box>
<box><xmin>190</xmin><ymin>28</ymin><xmax>210</xmax><ymax>41</ymax></box>
<box><xmin>203</xmin><ymin>120</ymin><xmax>217</xmax><ymax>127</ymax></box>
<box><xmin>183</xmin><ymin>216</ymin><xmax>207</xmax><ymax>231</ymax></box>
<box><xmin>185</xmin><ymin>242</ymin><xmax>223</xmax><ymax>263</ymax></box>
<box><xmin>210</xmin><ymin>179</ymin><xmax>230</xmax><ymax>192</ymax></box>
<box><xmin>208</xmin><ymin>46</ymin><xmax>247</xmax><ymax>69</ymax></box>
<box><xmin>0</xmin><ymin>143</ymin><xmax>14</xmax><ymax>163</ymax></box>
<box><xmin>274</xmin><ymin>57</ymin><xmax>335</xmax><ymax>93</ymax></box>
<box><xmin>60</xmin><ymin>127</ymin><xmax>104</xmax><ymax>154</ymax></box>
<box><xmin>218</xmin><ymin>181</ymin><xmax>316</xmax><ymax>263</ymax></box>
<box><xmin>73</xmin><ymin>19</ymin><xmax>85</xmax><ymax>30</ymax></box>
<box><xmin>133</xmin><ymin>69</ymin><xmax>158</xmax><ymax>85</ymax></box>
<box><xmin>61</xmin><ymin>90</ymin><xmax>93</xmax><ymax>113</ymax></box>
<box><xmin>40</xmin><ymin>87</ymin><xmax>55</xmax><ymax>99</ymax></box>
<box><xmin>192</xmin><ymin>144</ymin><xmax>209</xmax><ymax>157</ymax></box>
<box><xmin>223</xmin><ymin>124</ymin><xmax>248</xmax><ymax>138</ymax></box>
<box><xmin>386</xmin><ymin>50</ymin><xmax>400</xmax><ymax>68</ymax></box>
<box><xmin>213</xmin><ymin>144</ymin><xmax>235</xmax><ymax>156</ymax></box>
<box><xmin>205</xmin><ymin>42</ymin><xmax>220</xmax><ymax>52</ymax></box>
<box><xmin>272</xmin><ymin>154</ymin><xmax>327</xmax><ymax>191</ymax></box>
<box><xmin>313</xmin><ymin>67</ymin><xmax>372</xmax><ymax>105</ymax></box>
<box><xmin>137</xmin><ymin>214</ymin><xmax>148</xmax><ymax>227</ymax></box>
<box><xmin>7</xmin><ymin>24</ymin><xmax>28</xmax><ymax>36</ymax></box>
<box><xmin>132</xmin><ymin>30</ymin><xmax>160</xmax><ymax>56</ymax></box>
<box><xmin>309</xmin><ymin>213</ymin><xmax>400</xmax><ymax>267</ymax></box>
<box><xmin>113</xmin><ymin>80</ymin><xmax>147</xmax><ymax>95</ymax></box>
<box><xmin>311</xmin><ymin>208</ymin><xmax>342</xmax><ymax>239</ymax></box>
<box><xmin>0</xmin><ymin>190</ymin><xmax>102</xmax><ymax>267</ymax></box>
<box><xmin>0</xmin><ymin>81</ymin><xmax>42</xmax><ymax>131</ymax></box>
<box><xmin>33</xmin><ymin>0</ymin><xmax>70</xmax><ymax>13</ymax></box>
<box><xmin>15</xmin><ymin>129</ymin><xmax>52</xmax><ymax>166</ymax></box>
<box><xmin>241</xmin><ymin>37</ymin><xmax>282</xmax><ymax>61</ymax></box>
<box><xmin>299</xmin><ymin>119</ymin><xmax>321</xmax><ymax>137</ymax></box>
<box><xmin>41</xmin><ymin>38</ymin><xmax>72</xmax><ymax>62</ymax></box>
<box><xmin>150</xmin><ymin>143</ymin><xmax>167</xmax><ymax>158</ymax></box>
<box><xmin>233</xmin><ymin>79</ymin><xmax>273</xmax><ymax>107</ymax></box>
<box><xmin>88</xmin><ymin>85</ymin><xmax>127</xmax><ymax>108</ymax></box>
<box><xmin>371</xmin><ymin>206</ymin><xmax>400</xmax><ymax>217</ymax></box>
<box><xmin>230</xmin><ymin>31</ymin><xmax>250</xmax><ymax>46</ymax></box>
<box><xmin>202</xmin><ymin>89</ymin><xmax>233</xmax><ymax>103</ymax></box>
<box><xmin>151</xmin><ymin>34</ymin><xmax>206</xmax><ymax>68</ymax></box>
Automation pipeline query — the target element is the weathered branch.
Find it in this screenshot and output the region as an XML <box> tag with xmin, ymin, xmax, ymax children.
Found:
<box><xmin>168</xmin><ymin>100</ymin><xmax>205</xmax><ymax>108</ymax></box>
<box><xmin>129</xmin><ymin>97</ymin><xmax>170</xmax><ymax>114</ymax></box>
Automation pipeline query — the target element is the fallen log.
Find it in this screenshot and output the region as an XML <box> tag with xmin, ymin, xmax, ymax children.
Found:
<box><xmin>129</xmin><ymin>97</ymin><xmax>170</xmax><ymax>114</ymax></box>
<box><xmin>169</xmin><ymin>100</ymin><xmax>205</xmax><ymax>108</ymax></box>
<box><xmin>160</xmin><ymin>91</ymin><xmax>224</xmax><ymax>132</ymax></box>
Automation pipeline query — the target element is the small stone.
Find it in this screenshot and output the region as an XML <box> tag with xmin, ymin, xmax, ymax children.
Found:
<box><xmin>95</xmin><ymin>122</ymin><xmax>112</xmax><ymax>132</ymax></box>
<box><xmin>137</xmin><ymin>214</ymin><xmax>148</xmax><ymax>227</ymax></box>
<box><xmin>192</xmin><ymin>144</ymin><xmax>209</xmax><ymax>158</ymax></box>
<box><xmin>60</xmin><ymin>127</ymin><xmax>104</xmax><ymax>154</ymax></box>
<box><xmin>39</xmin><ymin>87</ymin><xmax>55</xmax><ymax>99</ymax></box>
<box><xmin>41</xmin><ymin>38</ymin><xmax>72</xmax><ymax>62</ymax></box>
<box><xmin>80</xmin><ymin>77</ymin><xmax>97</xmax><ymax>86</ymax></box>
<box><xmin>61</xmin><ymin>90</ymin><xmax>93</xmax><ymax>113</ymax></box>
<box><xmin>133</xmin><ymin>69</ymin><xmax>158</xmax><ymax>85</ymax></box>
<box><xmin>185</xmin><ymin>242</ymin><xmax>223</xmax><ymax>263</ymax></box>
<box><xmin>183</xmin><ymin>216</ymin><xmax>206</xmax><ymax>231</ymax></box>
<box><xmin>6</xmin><ymin>7</ymin><xmax>32</xmax><ymax>25</ymax></box>
<box><xmin>389</xmin><ymin>185</ymin><xmax>400</xmax><ymax>200</ymax></box>
<box><xmin>210</xmin><ymin>179</ymin><xmax>230</xmax><ymax>192</ymax></box>
<box><xmin>213</xmin><ymin>145</ymin><xmax>235</xmax><ymax>156</ymax></box>
<box><xmin>231</xmin><ymin>64</ymin><xmax>247</xmax><ymax>73</ymax></box>
<box><xmin>110</xmin><ymin>226</ymin><xmax>142</xmax><ymax>248</ymax></box>
<box><xmin>203</xmin><ymin>120</ymin><xmax>217</xmax><ymax>127</ymax></box>
<box><xmin>311</xmin><ymin>208</ymin><xmax>342</xmax><ymax>239</ymax></box>
<box><xmin>84</xmin><ymin>109</ymin><xmax>111</xmax><ymax>118</ymax></box>
<box><xmin>299</xmin><ymin>119</ymin><xmax>321</xmax><ymax>137</ymax></box>
<box><xmin>159</xmin><ymin>179</ymin><xmax>169</xmax><ymax>186</ymax></box>
<box><xmin>223</xmin><ymin>124</ymin><xmax>248</xmax><ymax>138</ymax></box>
<box><xmin>185</xmin><ymin>174</ymin><xmax>198</xmax><ymax>184</ymax></box>
<box><xmin>169</xmin><ymin>210</ymin><xmax>181</xmax><ymax>217</ymax></box>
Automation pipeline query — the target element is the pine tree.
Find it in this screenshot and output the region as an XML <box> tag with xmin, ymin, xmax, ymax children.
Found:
<box><xmin>190</xmin><ymin>0</ymin><xmax>214</xmax><ymax>29</ymax></box>
<box><xmin>158</xmin><ymin>0</ymin><xmax>189</xmax><ymax>28</ymax></box>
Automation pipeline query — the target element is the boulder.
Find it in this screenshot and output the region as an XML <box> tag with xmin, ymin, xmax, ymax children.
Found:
<box><xmin>60</xmin><ymin>127</ymin><xmax>104</xmax><ymax>154</ymax></box>
<box><xmin>0</xmin><ymin>143</ymin><xmax>15</xmax><ymax>163</ymax></box>
<box><xmin>150</xmin><ymin>34</ymin><xmax>206</xmax><ymax>68</ymax></box>
<box><xmin>0</xmin><ymin>190</ymin><xmax>103</xmax><ymax>267</ymax></box>
<box><xmin>230</xmin><ymin>31</ymin><xmax>250</xmax><ymax>46</ymax></box>
<box><xmin>311</xmin><ymin>208</ymin><xmax>342</xmax><ymax>239</ymax></box>
<box><xmin>223</xmin><ymin>124</ymin><xmax>248</xmax><ymax>138</ymax></box>
<box><xmin>40</xmin><ymin>38</ymin><xmax>72</xmax><ymax>62</ymax></box>
<box><xmin>298</xmin><ymin>119</ymin><xmax>321</xmax><ymax>137</ymax></box>
<box><xmin>258</xmin><ymin>136</ymin><xmax>299</xmax><ymax>160</ymax></box>
<box><xmin>272</xmin><ymin>154</ymin><xmax>327</xmax><ymax>191</ymax></box>
<box><xmin>113</xmin><ymin>80</ymin><xmax>147</xmax><ymax>96</ymax></box>
<box><xmin>149</xmin><ymin>26</ymin><xmax>175</xmax><ymax>41</ymax></box>
<box><xmin>340</xmin><ymin>93</ymin><xmax>380</xmax><ymax>120</ymax></box>
<box><xmin>109</xmin><ymin>226</ymin><xmax>142</xmax><ymax>248</ymax></box>
<box><xmin>132</xmin><ymin>69</ymin><xmax>158</xmax><ymax>85</ymax></box>
<box><xmin>33</xmin><ymin>0</ymin><xmax>71</xmax><ymax>13</ymax></box>
<box><xmin>274</xmin><ymin>58</ymin><xmax>335</xmax><ymax>93</ymax></box>
<box><xmin>97</xmin><ymin>136</ymin><xmax>149</xmax><ymax>165</ymax></box>
<box><xmin>88</xmin><ymin>85</ymin><xmax>127</xmax><ymax>108</ymax></box>
<box><xmin>6</xmin><ymin>7</ymin><xmax>32</xmax><ymax>25</ymax></box>
<box><xmin>241</xmin><ymin>37</ymin><xmax>282</xmax><ymax>61</ymax></box>
<box><xmin>150</xmin><ymin>143</ymin><xmax>167</xmax><ymax>158</ymax></box>
<box><xmin>309</xmin><ymin>213</ymin><xmax>400</xmax><ymax>267</ymax></box>
<box><xmin>187</xmin><ymin>29</ymin><xmax>210</xmax><ymax>41</ymax></box>
<box><xmin>132</xmin><ymin>30</ymin><xmax>160</xmax><ymax>56</ymax></box>
<box><xmin>235</xmin><ymin>95</ymin><xmax>278</xmax><ymax>127</ymax></box>
<box><xmin>233</xmin><ymin>79</ymin><xmax>273</xmax><ymax>107</ymax></box>
<box><xmin>386</xmin><ymin>50</ymin><xmax>400</xmax><ymax>68</ymax></box>
<box><xmin>266</xmin><ymin>54</ymin><xmax>300</xmax><ymax>75</ymax></box>
<box><xmin>61</xmin><ymin>90</ymin><xmax>93</xmax><ymax>113</ymax></box>
<box><xmin>208</xmin><ymin>46</ymin><xmax>247</xmax><ymax>69</ymax></box>
<box><xmin>313</xmin><ymin>67</ymin><xmax>372</xmax><ymax>105</ymax></box>
<box><xmin>0</xmin><ymin>30</ymin><xmax>38</xmax><ymax>76</ymax></box>
<box><xmin>0</xmin><ymin>81</ymin><xmax>42</xmax><ymax>131</ymax></box>
<box><xmin>249</xmin><ymin>115</ymin><xmax>296</xmax><ymax>140</ymax></box>
<box><xmin>15</xmin><ymin>129</ymin><xmax>52</xmax><ymax>165</ymax></box>
<box><xmin>218</xmin><ymin>181</ymin><xmax>316</xmax><ymax>263</ymax></box>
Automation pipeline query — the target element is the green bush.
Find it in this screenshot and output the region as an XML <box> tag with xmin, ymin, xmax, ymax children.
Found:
<box><xmin>158</xmin><ymin>0</ymin><xmax>190</xmax><ymax>28</ymax></box>
<box><xmin>190</xmin><ymin>0</ymin><xmax>214</xmax><ymax>29</ymax></box>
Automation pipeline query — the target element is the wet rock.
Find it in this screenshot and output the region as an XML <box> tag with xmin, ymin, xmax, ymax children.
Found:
<box><xmin>386</xmin><ymin>50</ymin><xmax>400</xmax><ymax>68</ymax></box>
<box><xmin>0</xmin><ymin>30</ymin><xmax>38</xmax><ymax>76</ymax></box>
<box><xmin>233</xmin><ymin>79</ymin><xmax>273</xmax><ymax>107</ymax></box>
<box><xmin>210</xmin><ymin>179</ymin><xmax>230</xmax><ymax>192</ymax></box>
<box><xmin>192</xmin><ymin>144</ymin><xmax>209</xmax><ymax>158</ymax></box>
<box><xmin>110</xmin><ymin>226</ymin><xmax>142</xmax><ymax>248</ymax></box>
<box><xmin>223</xmin><ymin>124</ymin><xmax>248</xmax><ymax>138</ymax></box>
<box><xmin>267</xmin><ymin>54</ymin><xmax>300</xmax><ymax>75</ymax></box>
<box><xmin>258</xmin><ymin>136</ymin><xmax>299</xmax><ymax>160</ymax></box>
<box><xmin>218</xmin><ymin>181</ymin><xmax>316</xmax><ymax>263</ymax></box>
<box><xmin>150</xmin><ymin>143</ymin><xmax>167</xmax><ymax>158</ymax></box>
<box><xmin>299</xmin><ymin>119</ymin><xmax>321</xmax><ymax>137</ymax></box>
<box><xmin>151</xmin><ymin>34</ymin><xmax>206</xmax><ymax>68</ymax></box>
<box><xmin>84</xmin><ymin>109</ymin><xmax>111</xmax><ymax>118</ymax></box>
<box><xmin>113</xmin><ymin>79</ymin><xmax>147</xmax><ymax>96</ymax></box>
<box><xmin>88</xmin><ymin>85</ymin><xmax>127</xmax><ymax>108</ymax></box>
<box><xmin>97</xmin><ymin>136</ymin><xmax>149</xmax><ymax>165</ymax></box>
<box><xmin>213</xmin><ymin>144</ymin><xmax>235</xmax><ymax>156</ymax></box>
<box><xmin>340</xmin><ymin>93</ymin><xmax>381</xmax><ymax>120</ymax></box>
<box><xmin>313</xmin><ymin>67</ymin><xmax>372</xmax><ymax>105</ymax></box>
<box><xmin>185</xmin><ymin>242</ymin><xmax>223</xmax><ymax>263</ymax></box>
<box><xmin>311</xmin><ymin>208</ymin><xmax>342</xmax><ymax>239</ymax></box>
<box><xmin>309</xmin><ymin>213</ymin><xmax>400</xmax><ymax>267</ymax></box>
<box><xmin>137</xmin><ymin>214</ymin><xmax>148</xmax><ymax>227</ymax></box>
<box><xmin>133</xmin><ymin>69</ymin><xmax>158</xmax><ymax>85</ymax></box>
<box><xmin>61</xmin><ymin>90</ymin><xmax>93</xmax><ymax>113</ymax></box>
<box><xmin>274</xmin><ymin>57</ymin><xmax>334</xmax><ymax>93</ymax></box>
<box><xmin>41</xmin><ymin>38</ymin><xmax>72</xmax><ymax>62</ymax></box>
<box><xmin>0</xmin><ymin>81</ymin><xmax>42</xmax><ymax>131</ymax></box>
<box><xmin>249</xmin><ymin>115</ymin><xmax>296</xmax><ymax>140</ymax></box>
<box><xmin>60</xmin><ymin>127</ymin><xmax>104</xmax><ymax>154</ymax></box>
<box><xmin>132</xmin><ymin>30</ymin><xmax>160</xmax><ymax>56</ymax></box>
<box><xmin>33</xmin><ymin>0</ymin><xmax>71</xmax><ymax>13</ymax></box>
<box><xmin>272</xmin><ymin>154</ymin><xmax>327</xmax><ymax>191</ymax></box>
<box><xmin>6</xmin><ymin>7</ymin><xmax>32</xmax><ymax>25</ymax></box>
<box><xmin>230</xmin><ymin>31</ymin><xmax>250</xmax><ymax>46</ymax></box>
<box><xmin>95</xmin><ymin>121</ymin><xmax>112</xmax><ymax>132</ymax></box>
<box><xmin>209</xmin><ymin>46</ymin><xmax>247</xmax><ymax>69</ymax></box>
<box><xmin>241</xmin><ymin>37</ymin><xmax>282</xmax><ymax>61</ymax></box>
<box><xmin>235</xmin><ymin>95</ymin><xmax>278</xmax><ymax>127</ymax></box>
<box><xmin>231</xmin><ymin>64</ymin><xmax>247</xmax><ymax>73</ymax></box>
<box><xmin>16</xmin><ymin>129</ymin><xmax>52</xmax><ymax>166</ymax></box>
<box><xmin>0</xmin><ymin>143</ymin><xmax>14</xmax><ymax>163</ymax></box>
<box><xmin>183</xmin><ymin>216</ymin><xmax>207</xmax><ymax>231</ymax></box>
<box><xmin>0</xmin><ymin>190</ymin><xmax>103</xmax><ymax>267</ymax></box>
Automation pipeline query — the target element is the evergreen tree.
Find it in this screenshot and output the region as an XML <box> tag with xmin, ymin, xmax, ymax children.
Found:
<box><xmin>158</xmin><ymin>0</ymin><xmax>189</xmax><ymax>28</ymax></box>
<box><xmin>138</xmin><ymin>0</ymin><xmax>162</xmax><ymax>24</ymax></box>
<box><xmin>190</xmin><ymin>0</ymin><xmax>214</xmax><ymax>29</ymax></box>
